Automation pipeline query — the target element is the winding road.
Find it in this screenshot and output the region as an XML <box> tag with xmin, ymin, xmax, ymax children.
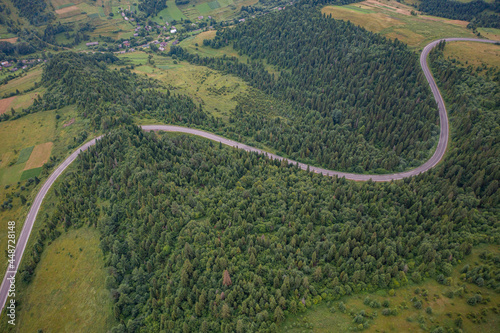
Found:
<box><xmin>0</xmin><ymin>38</ymin><xmax>498</xmax><ymax>315</ymax></box>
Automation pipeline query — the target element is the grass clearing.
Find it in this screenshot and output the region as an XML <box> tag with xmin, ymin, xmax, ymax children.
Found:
<box><xmin>20</xmin><ymin>167</ymin><xmax>43</xmax><ymax>181</ymax></box>
<box><xmin>123</xmin><ymin>53</ymin><xmax>249</xmax><ymax>120</ymax></box>
<box><xmin>0</xmin><ymin>96</ymin><xmax>16</xmax><ymax>115</ymax></box>
<box><xmin>25</xmin><ymin>142</ymin><xmax>53</xmax><ymax>169</ymax></box>
<box><xmin>443</xmin><ymin>41</ymin><xmax>500</xmax><ymax>68</ymax></box>
<box><xmin>16</xmin><ymin>227</ymin><xmax>116</xmax><ymax>333</ymax></box>
<box><xmin>16</xmin><ymin>146</ymin><xmax>34</xmax><ymax>164</ymax></box>
<box><xmin>0</xmin><ymin>110</ymin><xmax>56</xmax><ymax>186</ymax></box>
<box><xmin>0</xmin><ymin>110</ymin><xmax>56</xmax><ymax>158</ymax></box>
<box><xmin>0</xmin><ymin>67</ymin><xmax>43</xmax><ymax>97</ymax></box>
<box><xmin>153</xmin><ymin>0</ymin><xmax>187</xmax><ymax>23</ymax></box>
<box><xmin>0</xmin><ymin>163</ymin><xmax>25</xmax><ymax>185</ymax></box>
<box><xmin>321</xmin><ymin>1</ymin><xmax>492</xmax><ymax>50</ymax></box>
<box><xmin>282</xmin><ymin>245</ymin><xmax>500</xmax><ymax>333</ymax></box>
<box><xmin>10</xmin><ymin>91</ymin><xmax>43</xmax><ymax>111</ymax></box>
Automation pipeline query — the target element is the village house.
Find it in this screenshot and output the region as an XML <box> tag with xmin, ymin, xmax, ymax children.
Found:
<box><xmin>86</xmin><ymin>42</ymin><xmax>99</xmax><ymax>46</ymax></box>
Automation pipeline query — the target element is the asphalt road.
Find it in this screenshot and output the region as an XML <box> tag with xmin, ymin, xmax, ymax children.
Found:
<box><xmin>0</xmin><ymin>38</ymin><xmax>498</xmax><ymax>315</ymax></box>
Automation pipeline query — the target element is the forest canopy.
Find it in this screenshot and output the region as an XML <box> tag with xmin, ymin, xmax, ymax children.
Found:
<box><xmin>171</xmin><ymin>6</ymin><xmax>439</xmax><ymax>173</ymax></box>
<box><xmin>419</xmin><ymin>0</ymin><xmax>500</xmax><ymax>28</ymax></box>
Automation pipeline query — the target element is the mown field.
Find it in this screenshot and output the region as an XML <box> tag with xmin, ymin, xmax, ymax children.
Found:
<box><xmin>282</xmin><ymin>245</ymin><xmax>500</xmax><ymax>333</ymax></box>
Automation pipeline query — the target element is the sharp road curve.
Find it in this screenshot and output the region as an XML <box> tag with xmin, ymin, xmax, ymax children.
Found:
<box><xmin>0</xmin><ymin>38</ymin><xmax>498</xmax><ymax>315</ymax></box>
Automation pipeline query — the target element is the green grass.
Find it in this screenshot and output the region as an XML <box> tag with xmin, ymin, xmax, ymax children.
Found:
<box><xmin>0</xmin><ymin>110</ymin><xmax>56</xmax><ymax>158</ymax></box>
<box><xmin>322</xmin><ymin>3</ymin><xmax>483</xmax><ymax>50</ymax></box>
<box><xmin>217</xmin><ymin>0</ymin><xmax>234</xmax><ymax>6</ymax></box>
<box><xmin>56</xmin><ymin>2</ymin><xmax>75</xmax><ymax>9</ymax></box>
<box><xmin>20</xmin><ymin>167</ymin><xmax>43</xmax><ymax>181</ymax></box>
<box><xmin>443</xmin><ymin>41</ymin><xmax>500</xmax><ymax>69</ymax></box>
<box><xmin>15</xmin><ymin>227</ymin><xmax>116</xmax><ymax>332</ymax></box>
<box><xmin>197</xmin><ymin>3</ymin><xmax>213</xmax><ymax>14</ymax></box>
<box><xmin>0</xmin><ymin>67</ymin><xmax>43</xmax><ymax>97</ymax></box>
<box><xmin>0</xmin><ymin>105</ymin><xmax>93</xmax><ymax>278</ymax></box>
<box><xmin>0</xmin><ymin>163</ymin><xmax>25</xmax><ymax>185</ymax></box>
<box><xmin>152</xmin><ymin>0</ymin><xmax>187</xmax><ymax>23</ymax></box>
<box><xmin>208</xmin><ymin>0</ymin><xmax>221</xmax><ymax>9</ymax></box>
<box><xmin>16</xmin><ymin>146</ymin><xmax>34</xmax><ymax>164</ymax></box>
<box><xmin>343</xmin><ymin>4</ymin><xmax>375</xmax><ymax>14</ymax></box>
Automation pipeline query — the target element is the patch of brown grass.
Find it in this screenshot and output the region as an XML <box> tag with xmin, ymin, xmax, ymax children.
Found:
<box><xmin>55</xmin><ymin>5</ymin><xmax>80</xmax><ymax>15</ymax></box>
<box><xmin>24</xmin><ymin>142</ymin><xmax>53</xmax><ymax>169</ymax></box>
<box><xmin>321</xmin><ymin>6</ymin><xmax>404</xmax><ymax>33</ymax></box>
<box><xmin>0</xmin><ymin>96</ymin><xmax>16</xmax><ymax>115</ymax></box>
<box><xmin>0</xmin><ymin>37</ymin><xmax>18</xmax><ymax>43</ymax></box>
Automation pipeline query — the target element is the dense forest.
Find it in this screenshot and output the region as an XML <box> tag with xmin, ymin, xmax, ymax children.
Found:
<box><xmin>26</xmin><ymin>52</ymin><xmax>217</xmax><ymax>130</ymax></box>
<box><xmin>171</xmin><ymin>7</ymin><xmax>439</xmax><ymax>173</ymax></box>
<box><xmin>10</xmin><ymin>0</ymin><xmax>54</xmax><ymax>26</ymax></box>
<box><xmin>419</xmin><ymin>0</ymin><xmax>500</xmax><ymax>28</ymax></box>
<box><xmin>17</xmin><ymin>46</ymin><xmax>499</xmax><ymax>332</ymax></box>
<box><xmin>11</xmin><ymin>28</ymin><xmax>437</xmax><ymax>174</ymax></box>
<box><xmin>139</xmin><ymin>0</ymin><xmax>168</xmax><ymax>17</ymax></box>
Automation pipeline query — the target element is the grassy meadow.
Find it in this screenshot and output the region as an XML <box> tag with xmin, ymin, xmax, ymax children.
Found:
<box><xmin>322</xmin><ymin>0</ymin><xmax>499</xmax><ymax>51</ymax></box>
<box><xmin>5</xmin><ymin>227</ymin><xmax>116</xmax><ymax>332</ymax></box>
<box><xmin>0</xmin><ymin>67</ymin><xmax>43</xmax><ymax>97</ymax></box>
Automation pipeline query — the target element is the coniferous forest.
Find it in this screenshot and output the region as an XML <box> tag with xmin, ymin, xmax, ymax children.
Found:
<box><xmin>0</xmin><ymin>1</ymin><xmax>498</xmax><ymax>332</ymax></box>
<box><xmin>171</xmin><ymin>7</ymin><xmax>439</xmax><ymax>173</ymax></box>
<box><xmin>18</xmin><ymin>44</ymin><xmax>499</xmax><ymax>332</ymax></box>
<box><xmin>419</xmin><ymin>0</ymin><xmax>500</xmax><ymax>29</ymax></box>
<box><xmin>17</xmin><ymin>7</ymin><xmax>444</xmax><ymax>174</ymax></box>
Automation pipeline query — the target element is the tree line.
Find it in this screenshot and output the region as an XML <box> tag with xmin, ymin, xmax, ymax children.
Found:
<box><xmin>419</xmin><ymin>0</ymin><xmax>500</xmax><ymax>29</ymax></box>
